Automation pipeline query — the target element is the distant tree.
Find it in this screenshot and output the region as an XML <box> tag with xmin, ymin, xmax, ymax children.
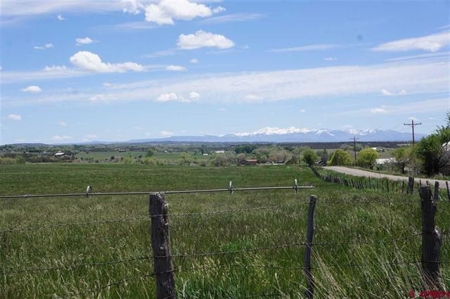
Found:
<box><xmin>303</xmin><ymin>149</ymin><xmax>318</xmax><ymax>167</ymax></box>
<box><xmin>415</xmin><ymin>112</ymin><xmax>450</xmax><ymax>176</ymax></box>
<box><xmin>236</xmin><ymin>153</ymin><xmax>247</xmax><ymax>164</ymax></box>
<box><xmin>356</xmin><ymin>148</ymin><xmax>378</xmax><ymax>169</ymax></box>
<box><xmin>393</xmin><ymin>147</ymin><xmax>412</xmax><ymax>174</ymax></box>
<box><xmin>146</xmin><ymin>149</ymin><xmax>155</xmax><ymax>158</ymax></box>
<box><xmin>319</xmin><ymin>149</ymin><xmax>328</xmax><ymax>164</ymax></box>
<box><xmin>328</xmin><ymin>149</ymin><xmax>352</xmax><ymax>166</ymax></box>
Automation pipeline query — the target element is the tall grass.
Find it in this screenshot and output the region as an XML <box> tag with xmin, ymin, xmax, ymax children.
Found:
<box><xmin>0</xmin><ymin>164</ymin><xmax>448</xmax><ymax>298</ymax></box>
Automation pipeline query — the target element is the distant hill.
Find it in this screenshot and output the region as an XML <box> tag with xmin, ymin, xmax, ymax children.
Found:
<box><xmin>129</xmin><ymin>128</ymin><xmax>424</xmax><ymax>143</ymax></box>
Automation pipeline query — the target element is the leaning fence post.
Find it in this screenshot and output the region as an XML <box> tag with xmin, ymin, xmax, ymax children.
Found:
<box><xmin>304</xmin><ymin>195</ymin><xmax>317</xmax><ymax>299</ymax></box>
<box><xmin>434</xmin><ymin>182</ymin><xmax>440</xmax><ymax>201</ymax></box>
<box><xmin>419</xmin><ymin>186</ymin><xmax>442</xmax><ymax>290</ymax></box>
<box><xmin>149</xmin><ymin>193</ymin><xmax>176</xmax><ymax>299</ymax></box>
<box><xmin>408</xmin><ymin>177</ymin><xmax>414</xmax><ymax>194</ymax></box>
<box><xmin>446</xmin><ymin>182</ymin><xmax>450</xmax><ymax>201</ymax></box>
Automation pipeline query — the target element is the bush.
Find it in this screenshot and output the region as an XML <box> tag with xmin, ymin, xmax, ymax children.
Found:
<box><xmin>328</xmin><ymin>149</ymin><xmax>352</xmax><ymax>166</ymax></box>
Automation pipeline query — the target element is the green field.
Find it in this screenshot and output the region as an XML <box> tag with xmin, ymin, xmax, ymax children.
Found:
<box><xmin>1</xmin><ymin>164</ymin><xmax>449</xmax><ymax>298</ymax></box>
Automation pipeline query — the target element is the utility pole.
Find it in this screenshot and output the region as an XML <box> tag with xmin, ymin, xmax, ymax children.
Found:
<box><xmin>350</xmin><ymin>136</ymin><xmax>359</xmax><ymax>164</ymax></box>
<box><xmin>404</xmin><ymin>120</ymin><xmax>422</xmax><ymax>146</ymax></box>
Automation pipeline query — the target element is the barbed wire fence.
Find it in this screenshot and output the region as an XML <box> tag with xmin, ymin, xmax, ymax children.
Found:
<box><xmin>0</xmin><ymin>181</ymin><xmax>448</xmax><ymax>298</ymax></box>
<box><xmin>311</xmin><ymin>166</ymin><xmax>450</xmax><ymax>201</ymax></box>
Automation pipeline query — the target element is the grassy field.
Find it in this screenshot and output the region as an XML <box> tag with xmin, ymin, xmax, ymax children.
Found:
<box><xmin>0</xmin><ymin>164</ymin><xmax>449</xmax><ymax>298</ymax></box>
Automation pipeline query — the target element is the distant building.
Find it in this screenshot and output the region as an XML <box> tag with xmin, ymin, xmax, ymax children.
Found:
<box><xmin>54</xmin><ymin>152</ymin><xmax>65</xmax><ymax>157</ymax></box>
<box><xmin>240</xmin><ymin>159</ymin><xmax>258</xmax><ymax>166</ymax></box>
<box><xmin>215</xmin><ymin>150</ymin><xmax>225</xmax><ymax>154</ymax></box>
<box><xmin>376</xmin><ymin>158</ymin><xmax>396</xmax><ymax>166</ymax></box>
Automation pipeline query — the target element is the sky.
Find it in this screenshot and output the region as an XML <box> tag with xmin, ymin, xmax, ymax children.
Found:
<box><xmin>1</xmin><ymin>0</ymin><xmax>449</xmax><ymax>145</ymax></box>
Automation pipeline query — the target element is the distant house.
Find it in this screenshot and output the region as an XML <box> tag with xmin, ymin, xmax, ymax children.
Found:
<box><xmin>54</xmin><ymin>152</ymin><xmax>65</xmax><ymax>157</ymax></box>
<box><xmin>376</xmin><ymin>158</ymin><xmax>396</xmax><ymax>166</ymax></box>
<box><xmin>215</xmin><ymin>150</ymin><xmax>225</xmax><ymax>154</ymax></box>
<box><xmin>240</xmin><ymin>159</ymin><xmax>258</xmax><ymax>166</ymax></box>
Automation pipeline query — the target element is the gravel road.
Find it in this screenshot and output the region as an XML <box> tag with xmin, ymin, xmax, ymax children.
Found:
<box><xmin>324</xmin><ymin>166</ymin><xmax>449</xmax><ymax>189</ymax></box>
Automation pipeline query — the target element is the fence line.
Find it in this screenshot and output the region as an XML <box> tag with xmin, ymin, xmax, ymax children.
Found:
<box><xmin>3</xmin><ymin>231</ymin><xmax>425</xmax><ymax>277</ymax></box>
<box><xmin>0</xmin><ymin>183</ymin><xmax>314</xmax><ymax>200</ymax></box>
<box><xmin>2</xmin><ymin>182</ymin><xmax>448</xmax><ymax>298</ymax></box>
<box><xmin>0</xmin><ymin>198</ymin><xmax>424</xmax><ymax>234</ymax></box>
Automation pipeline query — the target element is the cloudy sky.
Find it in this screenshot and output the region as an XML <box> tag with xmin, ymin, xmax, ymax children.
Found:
<box><xmin>1</xmin><ymin>0</ymin><xmax>449</xmax><ymax>144</ymax></box>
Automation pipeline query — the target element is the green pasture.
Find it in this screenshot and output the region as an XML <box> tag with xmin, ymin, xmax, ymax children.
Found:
<box><xmin>0</xmin><ymin>164</ymin><xmax>448</xmax><ymax>298</ymax></box>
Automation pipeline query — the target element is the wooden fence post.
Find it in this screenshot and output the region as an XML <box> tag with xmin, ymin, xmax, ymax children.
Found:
<box><xmin>434</xmin><ymin>182</ymin><xmax>440</xmax><ymax>201</ymax></box>
<box><xmin>446</xmin><ymin>182</ymin><xmax>450</xmax><ymax>201</ymax></box>
<box><xmin>408</xmin><ymin>177</ymin><xmax>414</xmax><ymax>194</ymax></box>
<box><xmin>149</xmin><ymin>193</ymin><xmax>176</xmax><ymax>299</ymax></box>
<box><xmin>419</xmin><ymin>186</ymin><xmax>442</xmax><ymax>290</ymax></box>
<box><xmin>304</xmin><ymin>195</ymin><xmax>317</xmax><ymax>299</ymax></box>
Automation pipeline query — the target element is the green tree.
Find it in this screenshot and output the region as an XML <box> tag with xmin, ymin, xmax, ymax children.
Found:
<box><xmin>146</xmin><ymin>149</ymin><xmax>155</xmax><ymax>158</ymax></box>
<box><xmin>356</xmin><ymin>148</ymin><xmax>378</xmax><ymax>169</ymax></box>
<box><xmin>328</xmin><ymin>149</ymin><xmax>352</xmax><ymax>166</ymax></box>
<box><xmin>303</xmin><ymin>149</ymin><xmax>318</xmax><ymax>167</ymax></box>
<box><xmin>415</xmin><ymin>112</ymin><xmax>450</xmax><ymax>176</ymax></box>
<box><xmin>393</xmin><ymin>146</ymin><xmax>412</xmax><ymax>174</ymax></box>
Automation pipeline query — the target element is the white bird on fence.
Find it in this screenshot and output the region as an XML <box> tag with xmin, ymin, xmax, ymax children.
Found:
<box><xmin>86</xmin><ymin>185</ymin><xmax>93</xmax><ymax>197</ymax></box>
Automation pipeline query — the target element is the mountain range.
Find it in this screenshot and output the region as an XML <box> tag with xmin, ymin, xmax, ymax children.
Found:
<box><xmin>128</xmin><ymin>127</ymin><xmax>424</xmax><ymax>144</ymax></box>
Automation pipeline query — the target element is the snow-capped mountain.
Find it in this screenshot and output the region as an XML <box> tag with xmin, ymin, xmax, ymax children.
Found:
<box><xmin>130</xmin><ymin>127</ymin><xmax>425</xmax><ymax>143</ymax></box>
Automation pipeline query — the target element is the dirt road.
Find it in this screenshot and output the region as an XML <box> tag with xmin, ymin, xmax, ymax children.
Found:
<box><xmin>324</xmin><ymin>166</ymin><xmax>449</xmax><ymax>189</ymax></box>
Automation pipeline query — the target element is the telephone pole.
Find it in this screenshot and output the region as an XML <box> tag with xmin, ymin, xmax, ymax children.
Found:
<box><xmin>404</xmin><ymin>120</ymin><xmax>422</xmax><ymax>146</ymax></box>
<box><xmin>350</xmin><ymin>136</ymin><xmax>359</xmax><ymax>164</ymax></box>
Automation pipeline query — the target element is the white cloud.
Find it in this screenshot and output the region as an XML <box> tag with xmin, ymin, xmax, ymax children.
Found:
<box><xmin>190</xmin><ymin>58</ymin><xmax>199</xmax><ymax>64</ymax></box>
<box><xmin>160</xmin><ymin>130</ymin><xmax>174</xmax><ymax>137</ymax></box>
<box><xmin>189</xmin><ymin>91</ymin><xmax>200</xmax><ymax>100</ymax></box>
<box><xmin>156</xmin><ymin>92</ymin><xmax>197</xmax><ymax>102</ymax></box>
<box><xmin>2</xmin><ymin>1</ymin><xmax>124</xmax><ymax>17</ymax></box>
<box><xmin>44</xmin><ymin>65</ymin><xmax>67</xmax><ymax>72</ymax></box>
<box><xmin>51</xmin><ymin>135</ymin><xmax>72</xmax><ymax>141</ymax></box>
<box><xmin>244</xmin><ymin>94</ymin><xmax>263</xmax><ymax>101</ymax></box>
<box><xmin>300</xmin><ymin>109</ymin><xmax>306</xmax><ymax>113</ymax></box>
<box><xmin>371</xmin><ymin>106</ymin><xmax>388</xmax><ymax>114</ymax></box>
<box><xmin>84</xmin><ymin>134</ymin><xmax>97</xmax><ymax>139</ymax></box>
<box><xmin>70</xmin><ymin>51</ymin><xmax>145</xmax><ymax>72</ymax></box>
<box><xmin>57</xmin><ymin>14</ymin><xmax>66</xmax><ymax>20</ymax></box>
<box><xmin>8</xmin><ymin>114</ymin><xmax>22</xmax><ymax>121</ymax></box>
<box><xmin>144</xmin><ymin>0</ymin><xmax>225</xmax><ymax>25</ymax></box>
<box><xmin>3</xmin><ymin>56</ymin><xmax>449</xmax><ymax>108</ymax></box>
<box><xmin>76</xmin><ymin>37</ymin><xmax>94</xmax><ymax>46</ymax></box>
<box><xmin>217</xmin><ymin>108</ymin><xmax>226</xmax><ymax>112</ymax></box>
<box><xmin>58</xmin><ymin>121</ymin><xmax>67</xmax><ymax>126</ymax></box>
<box><xmin>372</xmin><ymin>31</ymin><xmax>450</xmax><ymax>52</ymax></box>
<box><xmin>0</xmin><ymin>66</ymin><xmax>2</xmax><ymax>70</ymax></box>
<box><xmin>165</xmin><ymin>65</ymin><xmax>186</xmax><ymax>71</ymax></box>
<box><xmin>324</xmin><ymin>57</ymin><xmax>337</xmax><ymax>61</ymax></box>
<box><xmin>270</xmin><ymin>44</ymin><xmax>339</xmax><ymax>53</ymax></box>
<box><xmin>381</xmin><ymin>89</ymin><xmax>407</xmax><ymax>96</ymax></box>
<box><xmin>199</xmin><ymin>13</ymin><xmax>264</xmax><ymax>25</ymax></box>
<box><xmin>22</xmin><ymin>85</ymin><xmax>42</xmax><ymax>93</ymax></box>
<box><xmin>178</xmin><ymin>30</ymin><xmax>234</xmax><ymax>50</ymax></box>
<box><xmin>89</xmin><ymin>94</ymin><xmax>117</xmax><ymax>102</ymax></box>
<box><xmin>156</xmin><ymin>92</ymin><xmax>178</xmax><ymax>102</ymax></box>
<box><xmin>34</xmin><ymin>43</ymin><xmax>53</xmax><ymax>50</ymax></box>
<box><xmin>121</xmin><ymin>0</ymin><xmax>143</xmax><ymax>14</ymax></box>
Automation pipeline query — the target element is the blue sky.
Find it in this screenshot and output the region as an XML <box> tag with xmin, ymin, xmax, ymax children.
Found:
<box><xmin>1</xmin><ymin>0</ymin><xmax>449</xmax><ymax>144</ymax></box>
